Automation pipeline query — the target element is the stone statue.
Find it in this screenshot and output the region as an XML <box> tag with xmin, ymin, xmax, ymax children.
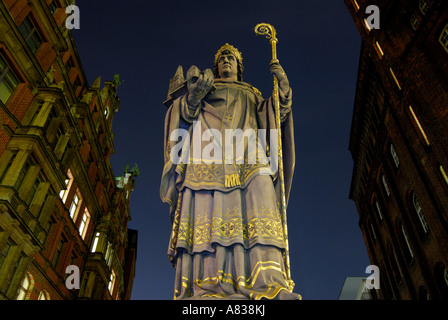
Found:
<box><xmin>113</xmin><ymin>74</ymin><xmax>124</xmax><ymax>87</ymax></box>
<box><xmin>161</xmin><ymin>43</ymin><xmax>300</xmax><ymax>300</ymax></box>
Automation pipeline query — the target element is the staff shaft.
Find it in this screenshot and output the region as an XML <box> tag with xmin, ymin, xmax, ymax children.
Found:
<box><xmin>254</xmin><ymin>23</ymin><xmax>292</xmax><ymax>289</ymax></box>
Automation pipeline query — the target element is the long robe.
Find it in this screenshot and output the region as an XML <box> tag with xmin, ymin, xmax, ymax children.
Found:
<box><xmin>160</xmin><ymin>79</ymin><xmax>300</xmax><ymax>300</ymax></box>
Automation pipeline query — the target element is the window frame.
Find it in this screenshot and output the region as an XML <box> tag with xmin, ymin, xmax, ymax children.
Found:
<box><xmin>0</xmin><ymin>151</ymin><xmax>17</xmax><ymax>183</ymax></box>
<box><xmin>91</xmin><ymin>232</ymin><xmax>101</xmax><ymax>252</ymax></box>
<box><xmin>408</xmin><ymin>105</ymin><xmax>430</xmax><ymax>146</ymax></box>
<box><xmin>18</xmin><ymin>15</ymin><xmax>44</xmax><ymax>54</ymax></box>
<box><xmin>375</xmin><ymin>199</ymin><xmax>383</xmax><ymax>221</ymax></box>
<box><xmin>419</xmin><ymin>0</ymin><xmax>430</xmax><ymax>16</ymax></box>
<box><xmin>52</xmin><ymin>235</ymin><xmax>67</xmax><ymax>267</ymax></box>
<box><xmin>410</xmin><ymin>14</ymin><xmax>420</xmax><ymax>31</ymax></box>
<box><xmin>78</xmin><ymin>208</ymin><xmax>90</xmax><ymax>240</ymax></box>
<box><xmin>400</xmin><ymin>223</ymin><xmax>414</xmax><ymax>262</ymax></box>
<box><xmin>439</xmin><ymin>23</ymin><xmax>448</xmax><ymax>54</ymax></box>
<box><xmin>390</xmin><ymin>144</ymin><xmax>400</xmax><ymax>168</ymax></box>
<box><xmin>382</xmin><ymin>174</ymin><xmax>391</xmax><ymax>197</ymax></box>
<box><xmin>48</xmin><ymin>0</ymin><xmax>61</xmax><ymax>16</ymax></box>
<box><xmin>412</xmin><ymin>192</ymin><xmax>429</xmax><ymax>234</ymax></box>
<box><xmin>60</xmin><ymin>169</ymin><xmax>74</xmax><ymax>203</ymax></box>
<box><xmin>108</xmin><ymin>269</ymin><xmax>116</xmax><ymax>294</ymax></box>
<box><xmin>69</xmin><ymin>191</ymin><xmax>80</xmax><ymax>219</ymax></box>
<box><xmin>38</xmin><ymin>290</ymin><xmax>50</xmax><ymax>300</ymax></box>
<box><xmin>16</xmin><ymin>272</ymin><xmax>33</xmax><ymax>300</ymax></box>
<box><xmin>0</xmin><ymin>53</ymin><xmax>20</xmax><ymax>105</ymax></box>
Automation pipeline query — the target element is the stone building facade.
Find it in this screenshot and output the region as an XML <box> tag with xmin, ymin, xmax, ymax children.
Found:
<box><xmin>346</xmin><ymin>0</ymin><xmax>448</xmax><ymax>299</ymax></box>
<box><xmin>0</xmin><ymin>0</ymin><xmax>137</xmax><ymax>300</ymax></box>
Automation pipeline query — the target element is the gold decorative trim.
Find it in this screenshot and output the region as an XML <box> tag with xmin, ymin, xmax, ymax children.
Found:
<box><xmin>225</xmin><ymin>173</ymin><xmax>241</xmax><ymax>188</ymax></box>
<box><xmin>175</xmin><ymin>260</ymin><xmax>295</xmax><ymax>300</ymax></box>
<box><xmin>214</xmin><ymin>43</ymin><xmax>243</xmax><ymax>65</ymax></box>
<box><xmin>176</xmin><ymin>209</ymin><xmax>286</xmax><ymax>251</ymax></box>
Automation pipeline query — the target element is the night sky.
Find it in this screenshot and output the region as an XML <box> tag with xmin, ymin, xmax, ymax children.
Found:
<box><xmin>73</xmin><ymin>0</ymin><xmax>370</xmax><ymax>300</ymax></box>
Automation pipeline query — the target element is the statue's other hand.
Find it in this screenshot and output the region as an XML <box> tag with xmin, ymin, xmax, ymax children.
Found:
<box><xmin>270</xmin><ymin>63</ymin><xmax>290</xmax><ymax>94</ymax></box>
<box><xmin>187</xmin><ymin>66</ymin><xmax>214</xmax><ymax>106</ymax></box>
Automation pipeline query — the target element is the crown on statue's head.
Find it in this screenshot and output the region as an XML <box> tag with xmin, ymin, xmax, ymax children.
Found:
<box><xmin>214</xmin><ymin>43</ymin><xmax>243</xmax><ymax>65</ymax></box>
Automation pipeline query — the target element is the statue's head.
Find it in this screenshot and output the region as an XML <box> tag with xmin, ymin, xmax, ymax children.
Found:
<box><xmin>213</xmin><ymin>43</ymin><xmax>244</xmax><ymax>81</ymax></box>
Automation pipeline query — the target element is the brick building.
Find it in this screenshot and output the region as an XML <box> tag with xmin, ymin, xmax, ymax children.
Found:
<box><xmin>0</xmin><ymin>0</ymin><xmax>137</xmax><ymax>300</ymax></box>
<box><xmin>346</xmin><ymin>0</ymin><xmax>448</xmax><ymax>299</ymax></box>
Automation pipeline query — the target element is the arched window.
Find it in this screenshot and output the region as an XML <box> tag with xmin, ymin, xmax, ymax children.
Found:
<box><xmin>38</xmin><ymin>290</ymin><xmax>50</xmax><ymax>300</ymax></box>
<box><xmin>439</xmin><ymin>23</ymin><xmax>448</xmax><ymax>54</ymax></box>
<box><xmin>412</xmin><ymin>192</ymin><xmax>429</xmax><ymax>234</ymax></box>
<box><xmin>390</xmin><ymin>144</ymin><xmax>400</xmax><ymax>168</ymax></box>
<box><xmin>374</xmin><ymin>199</ymin><xmax>383</xmax><ymax>221</ymax></box>
<box><xmin>381</xmin><ymin>174</ymin><xmax>391</xmax><ymax>197</ymax></box>
<box><xmin>400</xmin><ymin>223</ymin><xmax>414</xmax><ymax>263</ymax></box>
<box><xmin>60</xmin><ymin>169</ymin><xmax>74</xmax><ymax>204</ymax></box>
<box><xmin>91</xmin><ymin>232</ymin><xmax>101</xmax><ymax>252</ymax></box>
<box><xmin>78</xmin><ymin>207</ymin><xmax>90</xmax><ymax>240</ymax></box>
<box><xmin>369</xmin><ymin>221</ymin><xmax>377</xmax><ymax>240</ymax></box>
<box><xmin>16</xmin><ymin>272</ymin><xmax>34</xmax><ymax>300</ymax></box>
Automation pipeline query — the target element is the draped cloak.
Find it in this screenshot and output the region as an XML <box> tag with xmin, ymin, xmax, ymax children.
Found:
<box><xmin>160</xmin><ymin>79</ymin><xmax>300</xmax><ymax>300</ymax></box>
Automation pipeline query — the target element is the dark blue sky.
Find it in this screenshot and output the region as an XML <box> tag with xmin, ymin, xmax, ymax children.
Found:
<box><xmin>73</xmin><ymin>0</ymin><xmax>370</xmax><ymax>300</ymax></box>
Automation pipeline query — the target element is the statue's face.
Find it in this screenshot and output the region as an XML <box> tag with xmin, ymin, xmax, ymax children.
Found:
<box><xmin>217</xmin><ymin>53</ymin><xmax>238</xmax><ymax>80</ymax></box>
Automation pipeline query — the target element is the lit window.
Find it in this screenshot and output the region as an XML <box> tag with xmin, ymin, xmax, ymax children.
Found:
<box><xmin>440</xmin><ymin>166</ymin><xmax>448</xmax><ymax>186</ymax></box>
<box><xmin>439</xmin><ymin>23</ymin><xmax>448</xmax><ymax>54</ymax></box>
<box><xmin>59</xmin><ymin>179</ymin><xmax>69</xmax><ymax>198</ymax></box>
<box><xmin>16</xmin><ymin>272</ymin><xmax>33</xmax><ymax>300</ymax></box>
<box><xmin>18</xmin><ymin>16</ymin><xmax>43</xmax><ymax>54</ymax></box>
<box><xmin>363</xmin><ymin>18</ymin><xmax>372</xmax><ymax>32</ymax></box>
<box><xmin>374</xmin><ymin>41</ymin><xmax>384</xmax><ymax>58</ymax></box>
<box><xmin>91</xmin><ymin>232</ymin><xmax>100</xmax><ymax>252</ymax></box>
<box><xmin>0</xmin><ymin>53</ymin><xmax>20</xmax><ymax>104</ymax></box>
<box><xmin>108</xmin><ymin>269</ymin><xmax>116</xmax><ymax>293</ymax></box>
<box><xmin>375</xmin><ymin>200</ymin><xmax>383</xmax><ymax>220</ymax></box>
<box><xmin>382</xmin><ymin>174</ymin><xmax>390</xmax><ymax>197</ymax></box>
<box><xmin>412</xmin><ymin>193</ymin><xmax>429</xmax><ymax>234</ymax></box>
<box><xmin>38</xmin><ymin>290</ymin><xmax>50</xmax><ymax>300</ymax></box>
<box><xmin>78</xmin><ymin>208</ymin><xmax>90</xmax><ymax>239</ymax></box>
<box><xmin>59</xmin><ymin>169</ymin><xmax>74</xmax><ymax>203</ymax></box>
<box><xmin>390</xmin><ymin>144</ymin><xmax>400</xmax><ymax>168</ymax></box>
<box><xmin>69</xmin><ymin>192</ymin><xmax>80</xmax><ymax>219</ymax></box>
<box><xmin>409</xmin><ymin>105</ymin><xmax>430</xmax><ymax>146</ymax></box>
<box><xmin>389</xmin><ymin>68</ymin><xmax>401</xmax><ymax>90</ymax></box>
